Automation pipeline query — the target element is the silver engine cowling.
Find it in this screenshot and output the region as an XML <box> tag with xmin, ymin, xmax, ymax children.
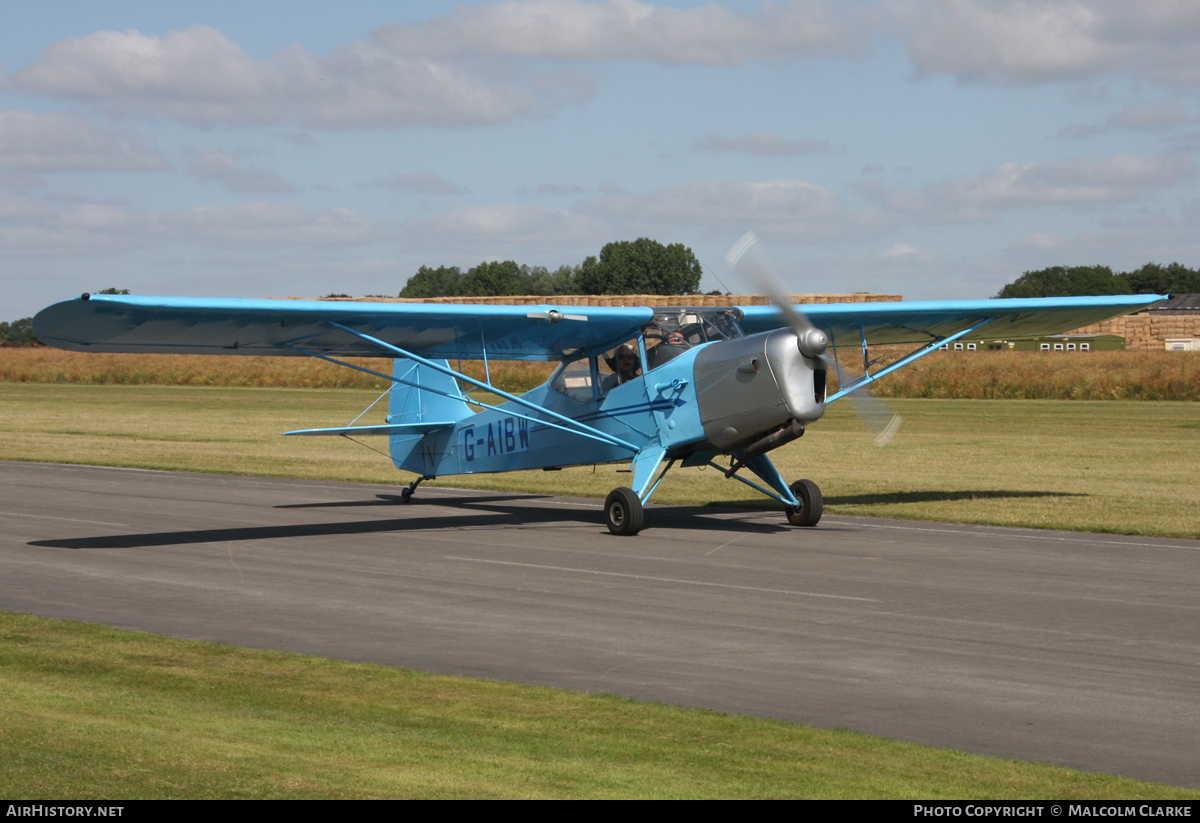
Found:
<box><xmin>693</xmin><ymin>328</ymin><xmax>827</xmax><ymax>451</ymax></box>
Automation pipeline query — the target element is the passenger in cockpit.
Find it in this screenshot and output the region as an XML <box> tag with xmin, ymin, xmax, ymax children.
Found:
<box><xmin>647</xmin><ymin>330</ymin><xmax>690</xmax><ymax>368</ymax></box>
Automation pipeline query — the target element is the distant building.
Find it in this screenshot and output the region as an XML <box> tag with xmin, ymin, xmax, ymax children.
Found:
<box><xmin>1071</xmin><ymin>294</ymin><xmax>1200</xmax><ymax>351</ymax></box>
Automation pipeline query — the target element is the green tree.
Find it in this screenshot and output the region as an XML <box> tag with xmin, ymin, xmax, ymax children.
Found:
<box><xmin>459</xmin><ymin>260</ymin><xmax>523</xmax><ymax>297</ymax></box>
<box><xmin>576</xmin><ymin>238</ymin><xmax>702</xmax><ymax>295</ymax></box>
<box><xmin>524</xmin><ymin>264</ymin><xmax>578</xmax><ymax>296</ymax></box>
<box><xmin>399</xmin><ymin>265</ymin><xmax>462</xmax><ymax>298</ymax></box>
<box><xmin>0</xmin><ymin>317</ymin><xmax>40</xmax><ymax>345</ymax></box>
<box><xmin>994</xmin><ymin>265</ymin><xmax>1129</xmax><ymax>298</ymax></box>
<box><xmin>1124</xmin><ymin>262</ymin><xmax>1200</xmax><ymax>295</ymax></box>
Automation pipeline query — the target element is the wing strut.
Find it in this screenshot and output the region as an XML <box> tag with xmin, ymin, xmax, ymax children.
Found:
<box><xmin>827</xmin><ymin>317</ymin><xmax>993</xmax><ymax>403</ymax></box>
<box><xmin>317</xmin><ymin>322</ymin><xmax>641</xmax><ymax>454</ymax></box>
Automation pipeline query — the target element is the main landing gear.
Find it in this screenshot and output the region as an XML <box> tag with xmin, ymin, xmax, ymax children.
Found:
<box><xmin>786</xmin><ymin>479</ymin><xmax>823</xmax><ymax>527</ymax></box>
<box><xmin>602</xmin><ymin>473</ymin><xmax>822</xmax><ymax>536</ymax></box>
<box><xmin>604</xmin><ymin>487</ymin><xmax>644</xmax><ymax>536</ymax></box>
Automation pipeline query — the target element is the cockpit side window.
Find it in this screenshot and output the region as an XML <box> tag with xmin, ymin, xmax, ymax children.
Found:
<box><xmin>651</xmin><ymin>308</ymin><xmax>744</xmax><ymax>346</ymax></box>
<box><xmin>643</xmin><ymin>308</ymin><xmax>743</xmax><ymax>369</ymax></box>
<box><xmin>550</xmin><ymin>355</ymin><xmax>596</xmax><ymax>403</ymax></box>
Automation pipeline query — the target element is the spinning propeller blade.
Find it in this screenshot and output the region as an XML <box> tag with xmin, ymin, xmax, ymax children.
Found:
<box><xmin>725</xmin><ymin>231</ymin><xmax>901</xmax><ymax>447</ymax></box>
<box><xmin>726</xmin><ymin>232</ymin><xmax>829</xmax><ymax>360</ymax></box>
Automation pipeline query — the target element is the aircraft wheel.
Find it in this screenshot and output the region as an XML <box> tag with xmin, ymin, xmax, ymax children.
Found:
<box><xmin>605</xmin><ymin>487</ymin><xmax>644</xmax><ymax>536</ymax></box>
<box><xmin>400</xmin><ymin>488</ymin><xmax>414</xmax><ymax>504</ymax></box>
<box><xmin>786</xmin><ymin>479</ymin><xmax>823</xmax><ymax>527</ymax></box>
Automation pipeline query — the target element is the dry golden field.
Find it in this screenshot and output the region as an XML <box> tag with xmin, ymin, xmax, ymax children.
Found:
<box><xmin>0</xmin><ymin>347</ymin><xmax>553</xmax><ymax>395</ymax></box>
<box><xmin>2</xmin><ymin>346</ymin><xmax>1198</xmax><ymax>400</ymax></box>
<box><xmin>862</xmin><ymin>347</ymin><xmax>1200</xmax><ymax>401</ymax></box>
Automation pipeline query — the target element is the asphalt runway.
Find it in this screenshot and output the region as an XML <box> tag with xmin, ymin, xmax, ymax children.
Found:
<box><xmin>2</xmin><ymin>460</ymin><xmax>1198</xmax><ymax>787</ymax></box>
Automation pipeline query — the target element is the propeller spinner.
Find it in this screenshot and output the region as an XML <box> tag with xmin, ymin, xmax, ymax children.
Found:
<box><xmin>725</xmin><ymin>231</ymin><xmax>901</xmax><ymax>447</ymax></box>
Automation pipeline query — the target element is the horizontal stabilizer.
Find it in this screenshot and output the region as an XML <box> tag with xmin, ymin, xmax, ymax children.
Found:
<box><xmin>282</xmin><ymin>422</ymin><xmax>456</xmax><ymax>437</ymax></box>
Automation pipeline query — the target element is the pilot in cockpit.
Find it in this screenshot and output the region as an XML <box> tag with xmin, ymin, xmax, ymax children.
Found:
<box><xmin>600</xmin><ymin>344</ymin><xmax>641</xmax><ymax>392</ymax></box>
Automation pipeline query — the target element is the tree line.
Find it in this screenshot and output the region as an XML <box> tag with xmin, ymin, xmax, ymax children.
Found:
<box><xmin>995</xmin><ymin>263</ymin><xmax>1200</xmax><ymax>298</ymax></box>
<box><xmin>399</xmin><ymin>238</ymin><xmax>705</xmax><ymax>298</ymax></box>
<box><xmin>0</xmin><ymin>318</ymin><xmax>37</xmax><ymax>346</ymax></box>
<box><xmin>7</xmin><ymin>258</ymin><xmax>1194</xmax><ymax>347</ymax></box>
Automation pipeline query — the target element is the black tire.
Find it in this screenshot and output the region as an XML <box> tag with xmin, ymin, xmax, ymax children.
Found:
<box><xmin>605</xmin><ymin>487</ymin><xmax>644</xmax><ymax>536</ymax></box>
<box><xmin>400</xmin><ymin>488</ymin><xmax>413</xmax><ymax>504</ymax></box>
<box><xmin>786</xmin><ymin>479</ymin><xmax>822</xmax><ymax>527</ymax></box>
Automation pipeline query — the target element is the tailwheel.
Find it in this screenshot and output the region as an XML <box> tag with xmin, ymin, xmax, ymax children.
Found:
<box><xmin>604</xmin><ymin>487</ymin><xmax>644</xmax><ymax>536</ymax></box>
<box><xmin>400</xmin><ymin>475</ymin><xmax>433</xmax><ymax>504</ymax></box>
<box><xmin>786</xmin><ymin>479</ymin><xmax>823</xmax><ymax>527</ymax></box>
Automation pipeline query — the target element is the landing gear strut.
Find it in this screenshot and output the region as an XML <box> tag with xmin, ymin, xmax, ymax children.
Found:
<box><xmin>605</xmin><ymin>487</ymin><xmax>644</xmax><ymax>536</ymax></box>
<box><xmin>786</xmin><ymin>479</ymin><xmax>823</xmax><ymax>527</ymax></box>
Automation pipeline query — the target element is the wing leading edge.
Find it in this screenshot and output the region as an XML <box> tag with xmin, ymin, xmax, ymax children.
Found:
<box><xmin>33</xmin><ymin>294</ymin><xmax>654</xmax><ymax>362</ymax></box>
<box><xmin>737</xmin><ymin>294</ymin><xmax>1166</xmax><ymax>346</ymax></box>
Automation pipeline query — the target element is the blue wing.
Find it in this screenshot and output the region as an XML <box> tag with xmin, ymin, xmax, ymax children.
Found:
<box><xmin>34</xmin><ymin>293</ymin><xmax>1164</xmax><ymax>361</ymax></box>
<box><xmin>33</xmin><ymin>294</ymin><xmax>653</xmax><ymax>362</ymax></box>
<box><xmin>738</xmin><ymin>295</ymin><xmax>1165</xmax><ymax>346</ymax></box>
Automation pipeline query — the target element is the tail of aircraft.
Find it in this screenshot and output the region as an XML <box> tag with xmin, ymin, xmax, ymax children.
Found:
<box><xmin>388</xmin><ymin>358</ymin><xmax>472</xmax><ymax>476</ymax></box>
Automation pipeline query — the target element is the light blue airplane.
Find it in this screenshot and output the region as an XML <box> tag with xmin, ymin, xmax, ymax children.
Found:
<box><xmin>34</xmin><ymin>272</ymin><xmax>1161</xmax><ymax>535</ymax></box>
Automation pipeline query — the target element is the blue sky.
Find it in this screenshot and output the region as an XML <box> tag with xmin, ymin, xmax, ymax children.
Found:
<box><xmin>4</xmin><ymin>0</ymin><xmax>1200</xmax><ymax>320</ymax></box>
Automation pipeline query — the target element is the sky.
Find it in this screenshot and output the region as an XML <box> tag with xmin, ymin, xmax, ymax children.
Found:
<box><xmin>4</xmin><ymin>0</ymin><xmax>1200</xmax><ymax>321</ymax></box>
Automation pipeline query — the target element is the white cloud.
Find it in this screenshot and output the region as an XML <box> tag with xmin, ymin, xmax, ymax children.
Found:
<box><xmin>878</xmin><ymin>152</ymin><xmax>1195</xmax><ymax>222</ymax></box>
<box><xmin>1058</xmin><ymin>99</ymin><xmax>1191</xmax><ymax>139</ymax></box>
<box><xmin>1056</xmin><ymin>123</ymin><xmax>1105</xmax><ymax>140</ymax></box>
<box><xmin>691</xmin><ymin>132</ymin><xmax>831</xmax><ymax>156</ymax></box>
<box><xmin>0</xmin><ymin>200</ymin><xmax>383</xmax><ymax>257</ymax></box>
<box><xmin>4</xmin><ymin>5</ymin><xmax>869</xmax><ymax>131</ymax></box>
<box><xmin>188</xmin><ymin>148</ymin><xmax>296</xmax><ymax>194</ymax></box>
<box><xmin>1005</xmin><ymin>211</ymin><xmax>1200</xmax><ymax>273</ymax></box>
<box><xmin>11</xmin><ymin>25</ymin><xmax>541</xmax><ymax>129</ymax></box>
<box><xmin>882</xmin><ymin>242</ymin><xmax>932</xmax><ymax>260</ymax></box>
<box><xmin>371</xmin><ymin>0</ymin><xmax>863</xmax><ymax>65</ymax></box>
<box><xmin>891</xmin><ymin>0</ymin><xmax>1200</xmax><ymax>87</ymax></box>
<box><xmin>406</xmin><ymin>177</ymin><xmax>900</xmax><ymax>252</ymax></box>
<box><xmin>0</xmin><ymin>111</ymin><xmax>167</xmax><ymax>172</ymax></box>
<box><xmin>372</xmin><ymin>170</ymin><xmax>469</xmax><ymax>195</ymax></box>
<box><xmin>157</xmin><ymin>203</ymin><xmax>383</xmax><ymax>247</ymax></box>
<box><xmin>1012</xmin><ymin>232</ymin><xmax>1066</xmax><ymax>251</ymax></box>
<box><xmin>576</xmin><ymin>178</ymin><xmax>882</xmax><ymax>239</ymax></box>
<box><xmin>405</xmin><ymin>202</ymin><xmax>606</xmax><ymax>250</ymax></box>
<box><xmin>1106</xmin><ymin>100</ymin><xmax>1190</xmax><ymax>130</ymax></box>
<box><xmin>533</xmin><ymin>182</ymin><xmax>586</xmax><ymax>195</ymax></box>
<box><xmin>0</xmin><ymin>169</ymin><xmax>48</xmax><ymax>189</ymax></box>
<box><xmin>10</xmin><ymin>1</ymin><xmax>1200</xmax><ymax>141</ymax></box>
<box><xmin>0</xmin><ymin>192</ymin><xmax>54</xmax><ymax>221</ymax></box>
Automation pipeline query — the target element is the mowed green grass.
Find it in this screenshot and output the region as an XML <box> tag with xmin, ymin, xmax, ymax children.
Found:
<box><xmin>1</xmin><ymin>383</ymin><xmax>1197</xmax><ymax>537</ymax></box>
<box><xmin>3</xmin><ymin>384</ymin><xmax>1198</xmax><ymax>797</ymax></box>
<box><xmin>3</xmin><ymin>611</ymin><xmax>1195</xmax><ymax>800</ymax></box>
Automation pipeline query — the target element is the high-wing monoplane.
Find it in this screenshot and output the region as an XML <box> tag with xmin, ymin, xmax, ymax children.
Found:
<box><xmin>33</xmin><ymin>260</ymin><xmax>1162</xmax><ymax>535</ymax></box>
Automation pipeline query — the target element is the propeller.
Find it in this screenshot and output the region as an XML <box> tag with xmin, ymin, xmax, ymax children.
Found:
<box><xmin>726</xmin><ymin>232</ymin><xmax>829</xmax><ymax>360</ymax></box>
<box><xmin>725</xmin><ymin>231</ymin><xmax>901</xmax><ymax>447</ymax></box>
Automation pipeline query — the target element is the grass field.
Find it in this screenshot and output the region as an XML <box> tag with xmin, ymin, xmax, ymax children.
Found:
<box><xmin>2</xmin><ymin>382</ymin><xmax>1196</xmax><ymax>537</ymax></box>
<box><xmin>2</xmin><ymin>380</ymin><xmax>1197</xmax><ymax>798</ymax></box>
<box><xmin>3</xmin><ymin>612</ymin><xmax>1195</xmax><ymax>799</ymax></box>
